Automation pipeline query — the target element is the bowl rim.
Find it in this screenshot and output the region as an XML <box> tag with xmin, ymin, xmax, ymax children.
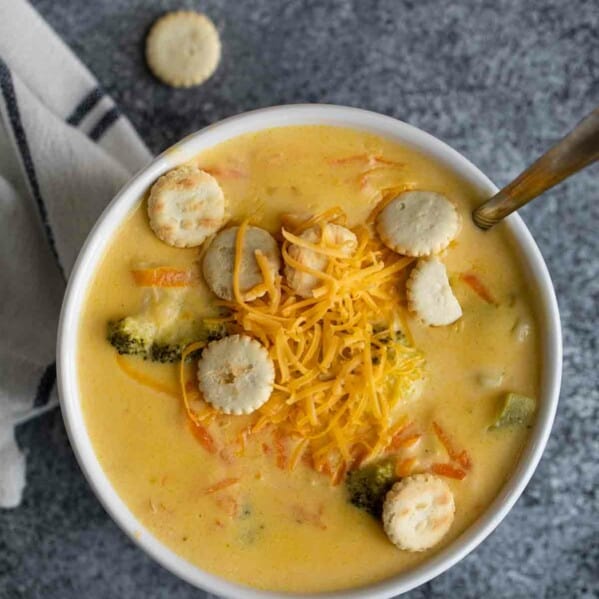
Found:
<box><xmin>57</xmin><ymin>104</ymin><xmax>562</xmax><ymax>599</ymax></box>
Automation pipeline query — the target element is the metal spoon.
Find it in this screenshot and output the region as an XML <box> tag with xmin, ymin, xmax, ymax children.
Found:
<box><xmin>472</xmin><ymin>106</ymin><xmax>599</xmax><ymax>229</ymax></box>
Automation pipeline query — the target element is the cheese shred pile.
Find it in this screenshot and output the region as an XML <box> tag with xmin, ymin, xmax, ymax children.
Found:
<box><xmin>186</xmin><ymin>207</ymin><xmax>425</xmax><ymax>480</ymax></box>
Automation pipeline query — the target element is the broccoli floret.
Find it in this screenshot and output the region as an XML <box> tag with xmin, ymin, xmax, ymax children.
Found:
<box><xmin>345</xmin><ymin>459</ymin><xmax>397</xmax><ymax>517</ymax></box>
<box><xmin>394</xmin><ymin>330</ymin><xmax>408</xmax><ymax>345</ymax></box>
<box><xmin>489</xmin><ymin>392</ymin><xmax>536</xmax><ymax>430</ymax></box>
<box><xmin>203</xmin><ymin>321</ymin><xmax>228</xmax><ymax>342</ymax></box>
<box><xmin>149</xmin><ymin>341</ymin><xmax>187</xmax><ymax>363</ymax></box>
<box><xmin>107</xmin><ymin>316</ymin><xmax>156</xmax><ymax>357</ymax></box>
<box><xmin>149</xmin><ymin>321</ymin><xmax>228</xmax><ymax>363</ymax></box>
<box><xmin>107</xmin><ymin>295</ymin><xmax>228</xmax><ymax>363</ymax></box>
<box><xmin>371</xmin><ymin>323</ymin><xmax>409</xmax><ymax>365</ymax></box>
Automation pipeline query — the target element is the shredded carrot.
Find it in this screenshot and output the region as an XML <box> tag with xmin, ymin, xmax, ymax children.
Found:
<box><xmin>391</xmin><ymin>433</ymin><xmax>422</xmax><ymax>451</ymax></box>
<box><xmin>456</xmin><ymin>450</ymin><xmax>472</xmax><ymax>470</ymax></box>
<box><xmin>386</xmin><ymin>422</ymin><xmax>414</xmax><ymax>450</ymax></box>
<box><xmin>460</xmin><ymin>272</ymin><xmax>497</xmax><ymax>305</ymax></box>
<box><xmin>201</xmin><ymin>165</ymin><xmax>247</xmax><ymax>179</ymax></box>
<box><xmin>433</xmin><ymin>421</ymin><xmax>455</xmax><ymax>456</ymax></box>
<box><xmin>371</xmin><ymin>156</ymin><xmax>403</xmax><ymax>167</ymax></box>
<box><xmin>327</xmin><ymin>154</ymin><xmax>371</xmax><ymax>165</ymax></box>
<box><xmin>188</xmin><ymin>421</ymin><xmax>218</xmax><ymax>454</ymax></box>
<box><xmin>395</xmin><ymin>457</ymin><xmax>417</xmax><ymax>477</ymax></box>
<box><xmin>432</xmin><ymin>421</ymin><xmax>471</xmax><ymax>470</ymax></box>
<box><xmin>115</xmin><ymin>354</ymin><xmax>179</xmax><ymax>398</ymax></box>
<box><xmin>327</xmin><ymin>154</ymin><xmax>402</xmax><ymax>168</ymax></box>
<box><xmin>273</xmin><ymin>433</ymin><xmax>287</xmax><ymax>469</ymax></box>
<box><xmin>431</xmin><ymin>463</ymin><xmax>467</xmax><ymax>480</ymax></box>
<box><xmin>131</xmin><ymin>266</ymin><xmax>194</xmax><ymax>287</ymax></box>
<box><xmin>203</xmin><ymin>477</ymin><xmax>240</xmax><ymax>494</ymax></box>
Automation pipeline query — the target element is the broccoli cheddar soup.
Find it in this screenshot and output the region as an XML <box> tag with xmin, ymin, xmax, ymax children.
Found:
<box><xmin>78</xmin><ymin>126</ymin><xmax>539</xmax><ymax>593</ymax></box>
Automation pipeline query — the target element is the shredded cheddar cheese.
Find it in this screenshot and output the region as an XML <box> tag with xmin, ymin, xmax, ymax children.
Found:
<box><xmin>182</xmin><ymin>208</ymin><xmax>425</xmax><ymax>480</ymax></box>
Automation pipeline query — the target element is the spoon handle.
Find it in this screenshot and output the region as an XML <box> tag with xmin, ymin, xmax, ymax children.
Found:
<box><xmin>473</xmin><ymin>106</ymin><xmax>599</xmax><ymax>229</ymax></box>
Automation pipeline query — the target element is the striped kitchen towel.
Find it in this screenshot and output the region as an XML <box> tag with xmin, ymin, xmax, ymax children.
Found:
<box><xmin>0</xmin><ymin>0</ymin><xmax>152</xmax><ymax>507</ymax></box>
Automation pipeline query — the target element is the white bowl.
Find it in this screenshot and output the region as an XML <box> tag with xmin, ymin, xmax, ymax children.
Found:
<box><xmin>57</xmin><ymin>105</ymin><xmax>562</xmax><ymax>599</ymax></box>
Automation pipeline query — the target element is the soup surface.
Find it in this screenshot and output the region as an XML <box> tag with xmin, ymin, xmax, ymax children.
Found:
<box><xmin>78</xmin><ymin>126</ymin><xmax>539</xmax><ymax>592</ymax></box>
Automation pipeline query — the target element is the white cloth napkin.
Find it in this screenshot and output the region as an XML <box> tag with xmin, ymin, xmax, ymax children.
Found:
<box><xmin>0</xmin><ymin>0</ymin><xmax>152</xmax><ymax>508</ymax></box>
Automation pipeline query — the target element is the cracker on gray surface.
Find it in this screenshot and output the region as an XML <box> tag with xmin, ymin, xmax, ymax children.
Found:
<box><xmin>146</xmin><ymin>11</ymin><xmax>221</xmax><ymax>88</ymax></box>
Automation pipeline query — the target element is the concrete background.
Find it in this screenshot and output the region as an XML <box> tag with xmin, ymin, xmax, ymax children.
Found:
<box><xmin>1</xmin><ymin>0</ymin><xmax>598</xmax><ymax>597</ymax></box>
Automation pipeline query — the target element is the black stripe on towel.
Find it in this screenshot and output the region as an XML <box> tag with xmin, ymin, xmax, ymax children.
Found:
<box><xmin>66</xmin><ymin>87</ymin><xmax>103</xmax><ymax>126</ymax></box>
<box><xmin>89</xmin><ymin>106</ymin><xmax>120</xmax><ymax>141</ymax></box>
<box><xmin>0</xmin><ymin>59</ymin><xmax>65</xmax><ymax>279</ymax></box>
<box><xmin>34</xmin><ymin>362</ymin><xmax>56</xmax><ymax>407</ymax></box>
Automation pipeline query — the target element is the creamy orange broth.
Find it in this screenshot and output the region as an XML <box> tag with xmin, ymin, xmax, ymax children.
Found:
<box><xmin>78</xmin><ymin>126</ymin><xmax>539</xmax><ymax>592</ymax></box>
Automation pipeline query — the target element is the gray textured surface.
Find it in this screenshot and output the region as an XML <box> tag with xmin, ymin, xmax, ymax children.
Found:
<box><xmin>1</xmin><ymin>0</ymin><xmax>598</xmax><ymax>597</ymax></box>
